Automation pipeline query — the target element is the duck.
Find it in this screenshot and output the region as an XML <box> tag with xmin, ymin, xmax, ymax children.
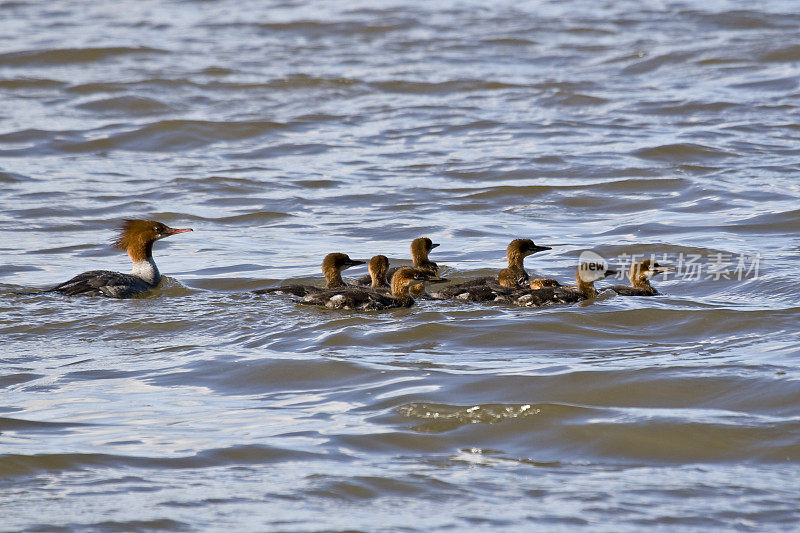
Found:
<box><xmin>301</xmin><ymin>267</ymin><xmax>447</xmax><ymax>310</ymax></box>
<box><xmin>49</xmin><ymin>219</ymin><xmax>192</xmax><ymax>298</ymax></box>
<box><xmin>608</xmin><ymin>259</ymin><xmax>674</xmax><ymax>296</ymax></box>
<box><xmin>387</xmin><ymin>237</ymin><xmax>440</xmax><ymax>298</ymax></box>
<box><xmin>431</xmin><ymin>238</ymin><xmax>551</xmax><ymax>301</ymax></box>
<box><xmin>509</xmin><ymin>262</ymin><xmax>618</xmax><ymax>306</ymax></box>
<box><xmin>355</xmin><ymin>255</ymin><xmax>390</xmax><ymax>289</ymax></box>
<box><xmin>254</xmin><ymin>252</ymin><xmax>364</xmax><ymax>297</ymax></box>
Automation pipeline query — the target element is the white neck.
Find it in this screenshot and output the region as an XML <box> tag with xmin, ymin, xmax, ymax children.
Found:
<box><xmin>131</xmin><ymin>258</ymin><xmax>161</xmax><ymax>285</ymax></box>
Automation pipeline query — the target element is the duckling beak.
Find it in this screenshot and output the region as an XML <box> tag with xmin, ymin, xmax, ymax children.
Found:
<box><xmin>604</xmin><ymin>269</ymin><xmax>618</xmax><ymax>277</ymax></box>
<box><xmin>165</xmin><ymin>227</ymin><xmax>193</xmax><ymax>236</ymax></box>
<box><xmin>532</xmin><ymin>244</ymin><xmax>552</xmax><ymax>253</ymax></box>
<box><xmin>344</xmin><ymin>259</ymin><xmax>366</xmax><ymax>269</ymax></box>
<box><xmin>430</xmin><ymin>243</ymin><xmax>440</xmax><ymax>249</ymax></box>
<box><xmin>655</xmin><ymin>265</ymin><xmax>676</xmax><ymax>275</ymax></box>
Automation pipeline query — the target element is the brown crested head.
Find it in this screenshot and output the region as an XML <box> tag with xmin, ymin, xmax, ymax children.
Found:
<box><xmin>111</xmin><ymin>219</ymin><xmax>192</xmax><ymax>262</ymax></box>
<box><xmin>368</xmin><ymin>255</ymin><xmax>390</xmax><ymax>287</ymax></box>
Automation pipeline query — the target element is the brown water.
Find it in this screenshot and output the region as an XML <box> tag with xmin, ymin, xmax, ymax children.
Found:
<box><xmin>2</xmin><ymin>1</ymin><xmax>800</xmax><ymax>530</ymax></box>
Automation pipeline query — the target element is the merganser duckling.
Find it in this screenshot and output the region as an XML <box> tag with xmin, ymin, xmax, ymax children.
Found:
<box><xmin>49</xmin><ymin>219</ymin><xmax>192</xmax><ymax>298</ymax></box>
<box><xmin>302</xmin><ymin>267</ymin><xmax>447</xmax><ymax>310</ymax></box>
<box><xmin>254</xmin><ymin>252</ymin><xmax>364</xmax><ymax>296</ymax></box>
<box><xmin>387</xmin><ymin>237</ymin><xmax>440</xmax><ymax>297</ymax></box>
<box><xmin>505</xmin><ymin>238</ymin><xmax>551</xmax><ymax>283</ymax></box>
<box><xmin>431</xmin><ymin>238</ymin><xmax>551</xmax><ymax>301</ymax></box>
<box><xmin>431</xmin><ymin>266</ymin><xmax>520</xmax><ymax>302</ymax></box>
<box><xmin>510</xmin><ymin>262</ymin><xmax>617</xmax><ymax>306</ymax></box>
<box><xmin>355</xmin><ymin>255</ymin><xmax>390</xmax><ymax>289</ymax></box>
<box><xmin>609</xmin><ymin>259</ymin><xmax>674</xmax><ymax>296</ymax></box>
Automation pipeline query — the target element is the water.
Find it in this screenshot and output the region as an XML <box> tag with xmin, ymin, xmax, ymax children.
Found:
<box><xmin>2</xmin><ymin>0</ymin><xmax>799</xmax><ymax>530</ymax></box>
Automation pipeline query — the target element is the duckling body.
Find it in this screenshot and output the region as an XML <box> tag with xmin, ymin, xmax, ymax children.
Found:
<box><xmin>302</xmin><ymin>267</ymin><xmax>445</xmax><ymax>310</ymax></box>
<box><xmin>609</xmin><ymin>259</ymin><xmax>674</xmax><ymax>296</ymax></box>
<box><xmin>254</xmin><ymin>253</ymin><xmax>364</xmax><ymax>296</ymax></box>
<box><xmin>432</xmin><ymin>239</ymin><xmax>551</xmax><ymax>302</ymax></box>
<box><xmin>507</xmin><ymin>262</ymin><xmax>617</xmax><ymax>306</ymax></box>
<box><xmin>386</xmin><ymin>238</ymin><xmax>440</xmax><ymax>298</ymax></box>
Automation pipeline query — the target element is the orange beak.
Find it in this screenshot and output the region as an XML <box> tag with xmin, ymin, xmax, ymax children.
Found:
<box><xmin>166</xmin><ymin>227</ymin><xmax>193</xmax><ymax>236</ymax></box>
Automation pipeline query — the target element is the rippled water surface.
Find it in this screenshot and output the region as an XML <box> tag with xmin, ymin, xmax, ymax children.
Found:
<box><xmin>2</xmin><ymin>0</ymin><xmax>800</xmax><ymax>530</ymax></box>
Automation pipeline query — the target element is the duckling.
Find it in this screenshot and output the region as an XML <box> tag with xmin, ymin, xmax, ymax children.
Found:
<box><xmin>431</xmin><ymin>238</ymin><xmax>551</xmax><ymax>301</ymax></box>
<box><xmin>609</xmin><ymin>259</ymin><xmax>674</xmax><ymax>296</ymax></box>
<box><xmin>505</xmin><ymin>238</ymin><xmax>551</xmax><ymax>283</ymax></box>
<box><xmin>302</xmin><ymin>267</ymin><xmax>447</xmax><ymax>310</ymax></box>
<box><xmin>510</xmin><ymin>262</ymin><xmax>617</xmax><ymax>306</ymax></box>
<box><xmin>355</xmin><ymin>255</ymin><xmax>390</xmax><ymax>289</ymax></box>
<box><xmin>387</xmin><ymin>237</ymin><xmax>440</xmax><ymax>298</ymax></box>
<box><xmin>254</xmin><ymin>252</ymin><xmax>364</xmax><ymax>297</ymax></box>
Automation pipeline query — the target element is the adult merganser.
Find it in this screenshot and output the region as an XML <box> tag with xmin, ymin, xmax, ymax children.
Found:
<box><xmin>510</xmin><ymin>262</ymin><xmax>617</xmax><ymax>306</ymax></box>
<box><xmin>355</xmin><ymin>255</ymin><xmax>390</xmax><ymax>289</ymax></box>
<box><xmin>253</xmin><ymin>252</ymin><xmax>364</xmax><ymax>297</ymax></box>
<box><xmin>431</xmin><ymin>238</ymin><xmax>551</xmax><ymax>301</ymax></box>
<box><xmin>49</xmin><ymin>219</ymin><xmax>192</xmax><ymax>298</ymax></box>
<box><xmin>301</xmin><ymin>267</ymin><xmax>447</xmax><ymax>310</ymax></box>
<box><xmin>609</xmin><ymin>259</ymin><xmax>674</xmax><ymax>296</ymax></box>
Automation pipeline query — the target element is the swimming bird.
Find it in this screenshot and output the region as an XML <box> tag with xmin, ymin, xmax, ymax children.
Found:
<box><xmin>431</xmin><ymin>238</ymin><xmax>551</xmax><ymax>301</ymax></box>
<box><xmin>386</xmin><ymin>237</ymin><xmax>441</xmax><ymax>298</ymax></box>
<box><xmin>301</xmin><ymin>267</ymin><xmax>447</xmax><ymax>310</ymax></box>
<box><xmin>355</xmin><ymin>255</ymin><xmax>390</xmax><ymax>289</ymax></box>
<box><xmin>504</xmin><ymin>238</ymin><xmax>552</xmax><ymax>284</ymax></box>
<box><xmin>254</xmin><ymin>252</ymin><xmax>364</xmax><ymax>297</ymax></box>
<box><xmin>49</xmin><ymin>219</ymin><xmax>192</xmax><ymax>298</ymax></box>
<box><xmin>510</xmin><ymin>262</ymin><xmax>617</xmax><ymax>306</ymax></box>
<box><xmin>608</xmin><ymin>259</ymin><xmax>674</xmax><ymax>296</ymax></box>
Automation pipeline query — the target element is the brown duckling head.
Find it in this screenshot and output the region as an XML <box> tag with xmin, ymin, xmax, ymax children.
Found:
<box><xmin>321</xmin><ymin>252</ymin><xmax>365</xmax><ymax>288</ymax></box>
<box><xmin>629</xmin><ymin>259</ymin><xmax>675</xmax><ymax>288</ymax></box>
<box><xmin>410</xmin><ymin>237</ymin><xmax>439</xmax><ymax>268</ymax></box>
<box><xmin>506</xmin><ymin>238</ymin><xmax>551</xmax><ymax>267</ymax></box>
<box><xmin>368</xmin><ymin>254</ymin><xmax>390</xmax><ymax>288</ymax></box>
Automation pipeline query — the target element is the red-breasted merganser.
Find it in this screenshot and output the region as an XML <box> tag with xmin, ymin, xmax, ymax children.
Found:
<box><xmin>302</xmin><ymin>267</ymin><xmax>447</xmax><ymax>310</ymax></box>
<box><xmin>431</xmin><ymin>238</ymin><xmax>551</xmax><ymax>301</ymax></box>
<box><xmin>609</xmin><ymin>259</ymin><xmax>674</xmax><ymax>296</ymax></box>
<box><xmin>510</xmin><ymin>262</ymin><xmax>617</xmax><ymax>306</ymax></box>
<box><xmin>50</xmin><ymin>219</ymin><xmax>192</xmax><ymax>298</ymax></box>
<box><xmin>355</xmin><ymin>255</ymin><xmax>390</xmax><ymax>289</ymax></box>
<box><xmin>253</xmin><ymin>252</ymin><xmax>364</xmax><ymax>297</ymax></box>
